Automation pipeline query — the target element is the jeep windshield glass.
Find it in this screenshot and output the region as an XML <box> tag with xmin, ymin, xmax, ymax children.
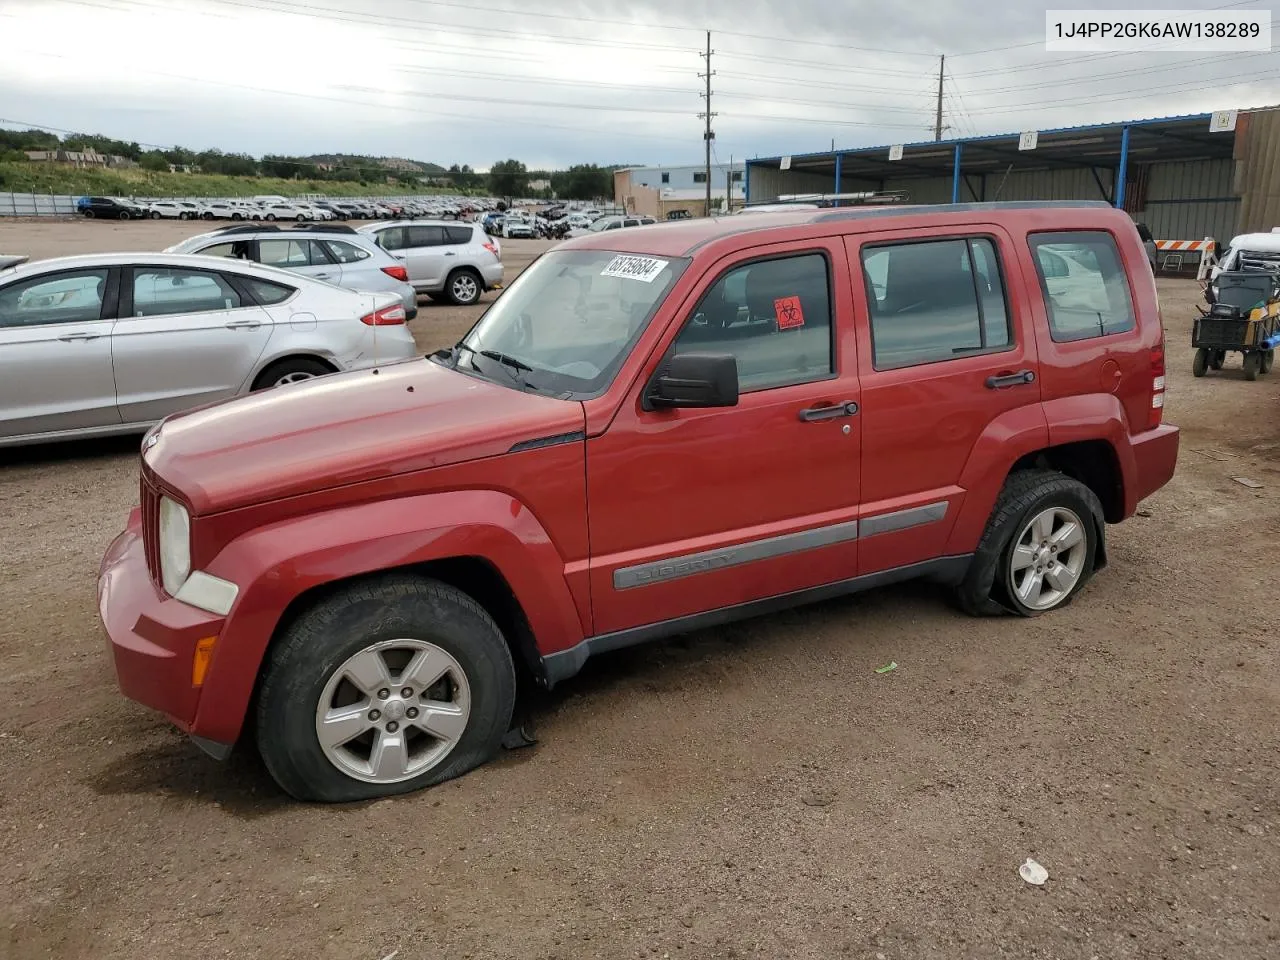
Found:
<box><xmin>453</xmin><ymin>249</ymin><xmax>688</xmax><ymax>397</ymax></box>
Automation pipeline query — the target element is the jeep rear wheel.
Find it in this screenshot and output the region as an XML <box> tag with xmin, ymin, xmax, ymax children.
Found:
<box><xmin>955</xmin><ymin>470</ymin><xmax>1101</xmax><ymax>617</ymax></box>
<box><xmin>255</xmin><ymin>576</ymin><xmax>516</xmax><ymax>802</ymax></box>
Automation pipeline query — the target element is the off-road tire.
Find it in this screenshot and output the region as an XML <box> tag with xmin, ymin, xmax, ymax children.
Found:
<box><xmin>1192</xmin><ymin>348</ymin><xmax>1209</xmax><ymax>377</ymax></box>
<box><xmin>256</xmin><ymin>575</ymin><xmax>517</xmax><ymax>802</ymax></box>
<box><xmin>1244</xmin><ymin>352</ymin><xmax>1261</xmax><ymax>381</ymax></box>
<box><xmin>954</xmin><ymin>469</ymin><xmax>1102</xmax><ymax>617</ymax></box>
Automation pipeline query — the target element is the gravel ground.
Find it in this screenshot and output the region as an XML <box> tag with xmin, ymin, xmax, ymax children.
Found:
<box><xmin>0</xmin><ymin>219</ymin><xmax>1277</xmax><ymax>960</ymax></box>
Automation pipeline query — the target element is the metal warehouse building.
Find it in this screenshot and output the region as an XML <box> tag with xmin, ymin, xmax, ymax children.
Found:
<box><xmin>745</xmin><ymin>107</ymin><xmax>1280</xmax><ymax>265</ymax></box>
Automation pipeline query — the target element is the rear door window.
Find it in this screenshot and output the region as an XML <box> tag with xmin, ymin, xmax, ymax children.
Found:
<box><xmin>1028</xmin><ymin>232</ymin><xmax>1136</xmax><ymax>341</ymax></box>
<box><xmin>861</xmin><ymin>238</ymin><xmax>1012</xmax><ymax>370</ymax></box>
<box><xmin>258</xmin><ymin>239</ymin><xmax>329</xmax><ymax>268</ymax></box>
<box><xmin>131</xmin><ymin>268</ymin><xmax>241</xmax><ymax>317</ymax></box>
<box><xmin>406</xmin><ymin>226</ymin><xmax>445</xmax><ymax>249</ymax></box>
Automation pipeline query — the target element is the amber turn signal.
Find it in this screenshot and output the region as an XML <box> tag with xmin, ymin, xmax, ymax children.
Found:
<box><xmin>192</xmin><ymin>636</ymin><xmax>218</xmax><ymax>687</ymax></box>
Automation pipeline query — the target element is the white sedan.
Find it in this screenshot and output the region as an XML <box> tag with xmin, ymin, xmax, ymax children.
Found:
<box><xmin>0</xmin><ymin>252</ymin><xmax>418</xmax><ymax>448</ymax></box>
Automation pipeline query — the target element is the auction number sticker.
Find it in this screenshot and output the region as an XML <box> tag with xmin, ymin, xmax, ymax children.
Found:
<box><xmin>601</xmin><ymin>255</ymin><xmax>668</xmax><ymax>283</ymax></box>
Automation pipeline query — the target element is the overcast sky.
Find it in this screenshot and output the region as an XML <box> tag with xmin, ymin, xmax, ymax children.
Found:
<box><xmin>1</xmin><ymin>0</ymin><xmax>1277</xmax><ymax>170</ymax></box>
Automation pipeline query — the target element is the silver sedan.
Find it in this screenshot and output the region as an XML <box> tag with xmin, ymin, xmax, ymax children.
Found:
<box><xmin>0</xmin><ymin>252</ymin><xmax>419</xmax><ymax>448</ymax></box>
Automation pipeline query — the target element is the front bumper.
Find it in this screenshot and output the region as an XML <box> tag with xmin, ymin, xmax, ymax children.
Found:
<box><xmin>98</xmin><ymin>510</ymin><xmax>227</xmax><ymax>738</ymax></box>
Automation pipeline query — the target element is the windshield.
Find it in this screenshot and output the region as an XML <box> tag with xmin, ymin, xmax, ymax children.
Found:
<box><xmin>453</xmin><ymin>249</ymin><xmax>688</xmax><ymax>397</ymax></box>
<box><xmin>588</xmin><ymin>218</ymin><xmax>615</xmax><ymax>232</ymax></box>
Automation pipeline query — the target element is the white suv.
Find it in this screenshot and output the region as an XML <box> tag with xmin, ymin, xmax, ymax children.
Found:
<box><xmin>358</xmin><ymin>220</ymin><xmax>503</xmax><ymax>306</ymax></box>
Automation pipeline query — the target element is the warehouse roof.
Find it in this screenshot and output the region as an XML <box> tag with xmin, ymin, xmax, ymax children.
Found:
<box><xmin>748</xmin><ymin>111</ymin><xmax>1246</xmax><ymax>181</ymax></box>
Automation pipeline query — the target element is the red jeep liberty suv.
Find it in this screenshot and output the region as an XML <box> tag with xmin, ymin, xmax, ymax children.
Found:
<box><xmin>99</xmin><ymin>201</ymin><xmax>1179</xmax><ymax>802</ymax></box>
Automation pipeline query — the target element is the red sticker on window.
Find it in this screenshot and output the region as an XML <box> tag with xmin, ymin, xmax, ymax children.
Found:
<box><xmin>774</xmin><ymin>295</ymin><xmax>805</xmax><ymax>330</ymax></box>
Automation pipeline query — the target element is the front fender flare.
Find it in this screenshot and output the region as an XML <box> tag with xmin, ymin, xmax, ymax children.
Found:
<box><xmin>192</xmin><ymin>490</ymin><xmax>586</xmax><ymax>746</ymax></box>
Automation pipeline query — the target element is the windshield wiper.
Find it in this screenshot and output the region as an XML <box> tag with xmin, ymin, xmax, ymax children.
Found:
<box><xmin>478</xmin><ymin>349</ymin><xmax>533</xmax><ymax>374</ymax></box>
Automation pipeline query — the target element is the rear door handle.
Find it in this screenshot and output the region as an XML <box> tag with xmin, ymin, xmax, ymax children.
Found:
<box><xmin>314</xmin><ymin>272</ymin><xmax>333</xmax><ymax>279</ymax></box>
<box><xmin>444</xmin><ymin>251</ymin><xmax>457</xmax><ymax>257</ymax></box>
<box><xmin>58</xmin><ymin>332</ymin><xmax>100</xmax><ymax>342</ymax></box>
<box><xmin>226</xmin><ymin>319</ymin><xmax>262</xmax><ymax>330</ymax></box>
<box><xmin>985</xmin><ymin>369</ymin><xmax>1036</xmax><ymax>389</ymax></box>
<box><xmin>798</xmin><ymin>401</ymin><xmax>859</xmax><ymax>422</ymax></box>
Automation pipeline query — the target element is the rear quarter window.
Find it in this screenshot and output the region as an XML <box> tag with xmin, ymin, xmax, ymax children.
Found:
<box><xmin>444</xmin><ymin>225</ymin><xmax>474</xmax><ymax>245</ymax></box>
<box><xmin>1028</xmin><ymin>232</ymin><xmax>1136</xmax><ymax>342</ymax></box>
<box><xmin>243</xmin><ymin>277</ymin><xmax>296</xmax><ymax>305</ymax></box>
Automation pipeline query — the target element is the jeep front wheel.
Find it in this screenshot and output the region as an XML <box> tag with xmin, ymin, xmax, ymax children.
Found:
<box><xmin>956</xmin><ymin>470</ymin><xmax>1100</xmax><ymax>617</ymax></box>
<box><xmin>255</xmin><ymin>575</ymin><xmax>517</xmax><ymax>802</ymax></box>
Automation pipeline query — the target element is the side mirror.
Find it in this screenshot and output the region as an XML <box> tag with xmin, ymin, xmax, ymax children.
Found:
<box><xmin>646</xmin><ymin>352</ymin><xmax>739</xmax><ymax>410</ymax></box>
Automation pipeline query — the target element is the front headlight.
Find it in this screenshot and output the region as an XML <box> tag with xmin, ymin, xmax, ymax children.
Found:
<box><xmin>158</xmin><ymin>495</ymin><xmax>191</xmax><ymax>596</ymax></box>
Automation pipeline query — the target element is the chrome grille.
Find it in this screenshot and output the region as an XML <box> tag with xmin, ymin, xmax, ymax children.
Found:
<box><xmin>140</xmin><ymin>475</ymin><xmax>161</xmax><ymax>585</ymax></box>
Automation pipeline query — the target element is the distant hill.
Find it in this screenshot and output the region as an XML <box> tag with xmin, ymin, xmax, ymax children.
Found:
<box><xmin>305</xmin><ymin>154</ymin><xmax>446</xmax><ymax>175</ymax></box>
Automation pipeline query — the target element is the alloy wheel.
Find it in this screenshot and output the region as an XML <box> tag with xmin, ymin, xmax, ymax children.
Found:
<box><xmin>1009</xmin><ymin>506</ymin><xmax>1087</xmax><ymax>611</ymax></box>
<box><xmin>314</xmin><ymin>639</ymin><xmax>471</xmax><ymax>784</ymax></box>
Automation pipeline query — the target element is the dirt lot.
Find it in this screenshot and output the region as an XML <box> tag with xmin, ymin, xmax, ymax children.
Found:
<box><xmin>1</xmin><ymin>218</ymin><xmax>1277</xmax><ymax>960</ymax></box>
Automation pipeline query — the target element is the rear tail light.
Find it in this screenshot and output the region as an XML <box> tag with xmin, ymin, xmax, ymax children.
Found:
<box><xmin>381</xmin><ymin>265</ymin><xmax>409</xmax><ymax>282</ymax></box>
<box><xmin>483</xmin><ymin>241</ymin><xmax>499</xmax><ymax>258</ymax></box>
<box><xmin>1149</xmin><ymin>339</ymin><xmax>1165</xmax><ymax>429</ymax></box>
<box><xmin>361</xmin><ymin>304</ymin><xmax>406</xmax><ymax>325</ymax></box>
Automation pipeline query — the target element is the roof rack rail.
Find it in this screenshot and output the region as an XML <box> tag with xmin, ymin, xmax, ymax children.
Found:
<box><xmin>213</xmin><ymin>223</ymin><xmax>280</xmax><ymax>235</ymax></box>
<box><xmin>289</xmin><ymin>223</ymin><xmax>358</xmax><ymax>234</ymax></box>
<box><xmin>743</xmin><ymin>190</ymin><xmax>909</xmax><ymax>208</ymax></box>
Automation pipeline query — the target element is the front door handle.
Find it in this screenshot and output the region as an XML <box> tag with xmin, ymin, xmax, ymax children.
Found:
<box><xmin>226</xmin><ymin>319</ymin><xmax>262</xmax><ymax>330</ymax></box>
<box><xmin>798</xmin><ymin>401</ymin><xmax>859</xmax><ymax>422</ymax></box>
<box><xmin>58</xmin><ymin>332</ymin><xmax>100</xmax><ymax>342</ymax></box>
<box><xmin>985</xmin><ymin>369</ymin><xmax>1036</xmax><ymax>389</ymax></box>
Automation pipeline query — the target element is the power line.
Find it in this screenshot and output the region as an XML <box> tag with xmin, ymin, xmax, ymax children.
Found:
<box><xmin>715</xmin><ymin>91</ymin><xmax>938</xmax><ymax>116</ymax></box>
<box><xmin>971</xmin><ymin>67</ymin><xmax>1280</xmax><ymax>114</ymax></box>
<box><xmin>962</xmin><ymin>49</ymin><xmax>1274</xmax><ymax>96</ymax></box>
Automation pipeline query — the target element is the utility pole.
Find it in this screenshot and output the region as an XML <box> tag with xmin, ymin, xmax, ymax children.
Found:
<box><xmin>934</xmin><ymin>54</ymin><xmax>946</xmax><ymax>142</ymax></box>
<box><xmin>698</xmin><ymin>31</ymin><xmax>716</xmax><ymax>216</ymax></box>
<box><xmin>726</xmin><ymin>152</ymin><xmax>733</xmax><ymax>211</ymax></box>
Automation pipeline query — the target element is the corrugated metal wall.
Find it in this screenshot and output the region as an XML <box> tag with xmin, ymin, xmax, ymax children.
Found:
<box><xmin>1234</xmin><ymin>107</ymin><xmax>1280</xmax><ymax>234</ymax></box>
<box><xmin>747</xmin><ymin>165</ymin><xmax>834</xmax><ymax>200</ymax></box>
<box><xmin>1140</xmin><ymin>159</ymin><xmax>1238</xmax><ymax>242</ymax></box>
<box><xmin>748</xmin><ymin>157</ymin><xmax>1241</xmax><ymax>240</ymax></box>
<box><xmin>0</xmin><ymin>193</ymin><xmax>81</xmax><ymax>217</ymax></box>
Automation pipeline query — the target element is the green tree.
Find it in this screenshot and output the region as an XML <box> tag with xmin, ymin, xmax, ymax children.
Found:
<box><xmin>139</xmin><ymin>152</ymin><xmax>170</xmax><ymax>172</ymax></box>
<box><xmin>551</xmin><ymin>164</ymin><xmax>612</xmax><ymax>201</ymax></box>
<box><xmin>488</xmin><ymin>158</ymin><xmax>528</xmax><ymax>197</ymax></box>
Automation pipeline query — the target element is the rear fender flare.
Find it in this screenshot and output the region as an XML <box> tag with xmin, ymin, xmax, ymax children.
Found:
<box><xmin>193</xmin><ymin>490</ymin><xmax>586</xmax><ymax>745</ymax></box>
<box><xmin>1039</xmin><ymin>394</ymin><xmax>1138</xmax><ymax>517</ymax></box>
<box><xmin>944</xmin><ymin>403</ymin><xmax>1050</xmax><ymax>555</ymax></box>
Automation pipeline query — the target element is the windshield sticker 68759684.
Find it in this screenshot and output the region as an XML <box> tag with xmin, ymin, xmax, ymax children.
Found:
<box><xmin>600</xmin><ymin>255</ymin><xmax>669</xmax><ymax>283</ymax></box>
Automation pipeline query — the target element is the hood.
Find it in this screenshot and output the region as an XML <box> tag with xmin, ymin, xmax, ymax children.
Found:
<box><xmin>144</xmin><ymin>358</ymin><xmax>586</xmax><ymax>515</ymax></box>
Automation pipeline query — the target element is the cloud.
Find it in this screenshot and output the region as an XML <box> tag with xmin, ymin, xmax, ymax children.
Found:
<box><xmin>1</xmin><ymin>0</ymin><xmax>1276</xmax><ymax>168</ymax></box>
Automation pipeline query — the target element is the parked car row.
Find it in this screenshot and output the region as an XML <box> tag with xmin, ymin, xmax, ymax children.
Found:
<box><xmin>75</xmin><ymin>195</ymin><xmax>509</xmax><ymax>224</ymax></box>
